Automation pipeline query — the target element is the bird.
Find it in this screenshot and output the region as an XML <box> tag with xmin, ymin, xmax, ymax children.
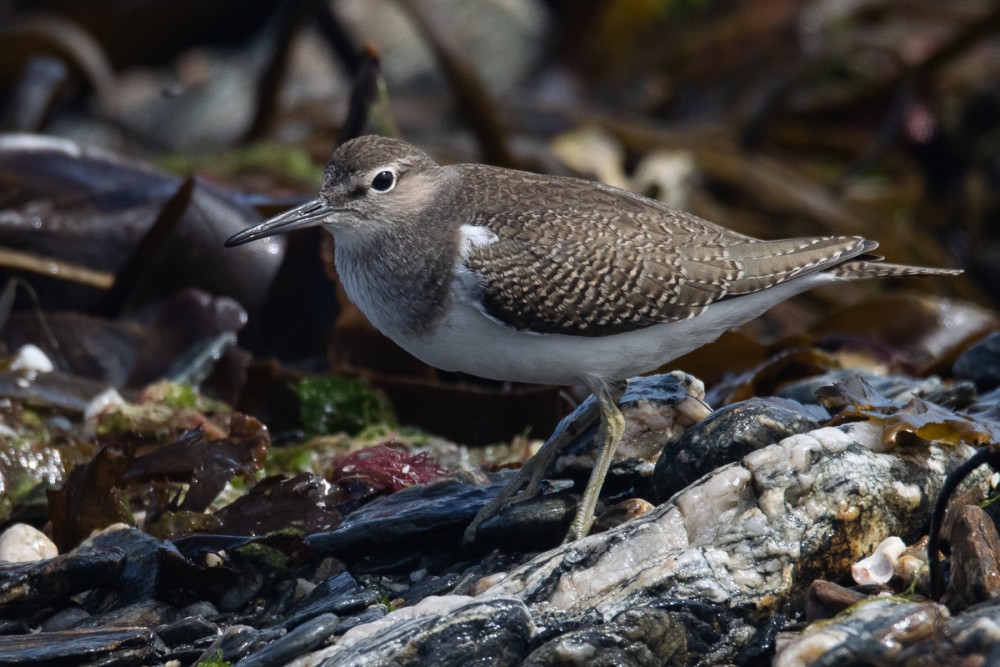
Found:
<box><xmin>225</xmin><ymin>135</ymin><xmax>962</xmax><ymax>542</ymax></box>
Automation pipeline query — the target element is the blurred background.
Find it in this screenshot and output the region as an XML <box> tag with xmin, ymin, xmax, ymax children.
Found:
<box><xmin>1</xmin><ymin>0</ymin><xmax>998</xmax><ymax>444</ymax></box>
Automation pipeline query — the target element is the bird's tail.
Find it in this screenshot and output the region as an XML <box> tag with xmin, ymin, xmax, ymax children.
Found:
<box><xmin>831</xmin><ymin>258</ymin><xmax>964</xmax><ymax>280</ymax></box>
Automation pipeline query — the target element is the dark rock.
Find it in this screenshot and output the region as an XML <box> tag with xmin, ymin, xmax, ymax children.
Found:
<box><xmin>306</xmin><ymin>475</ymin><xmax>511</xmax><ymax>570</ymax></box>
<box><xmin>155</xmin><ymin>616</ymin><xmax>219</xmax><ymax>647</ymax></box>
<box><xmin>524</xmin><ymin>606</ymin><xmax>688</xmax><ymax>667</ymax></box>
<box><xmin>78</xmin><ymin>528</ymin><xmax>165</xmax><ymax>613</ymax></box>
<box><xmin>195</xmin><ymin>625</ymin><xmax>283</xmax><ymax>665</ymax></box>
<box><xmin>0</xmin><ymin>627</ymin><xmax>159</xmax><ymax>665</ymax></box>
<box><xmin>942</xmin><ymin>598</ymin><xmax>1000</xmax><ymax>658</ymax></box>
<box><xmin>235</xmin><ymin>613</ymin><xmax>337</xmax><ymax>667</ymax></box>
<box><xmin>279</xmin><ymin>571</ymin><xmax>359</xmax><ymax>629</ymax></box>
<box><xmin>282</xmin><ymin>587</ymin><xmax>381</xmax><ymax>630</ymax></box>
<box><xmin>946</xmin><ymin>504</ymin><xmax>1000</xmax><ymax>612</ymax></box>
<box><xmin>400</xmin><ymin>573</ymin><xmax>462</xmax><ymax>607</ymax></box>
<box><xmin>72</xmin><ymin>600</ymin><xmax>177</xmax><ymax>630</ymax></box>
<box><xmin>805</xmin><ymin>579</ymin><xmax>867</xmax><ymax>621</ymax></box>
<box><xmin>0</xmin><ymin>547</ymin><xmax>125</xmax><ymax>619</ymax></box>
<box><xmin>217</xmin><ymin>565</ymin><xmax>264</xmax><ymax>613</ymax></box>
<box><xmin>471</xmin><ymin>492</ymin><xmax>579</xmax><ymax>551</ymax></box>
<box><xmin>652</xmin><ymin>397</ymin><xmax>819</xmax><ymax>503</ymax></box>
<box><xmin>315</xmin><ymin>597</ymin><xmax>535</xmax><ymax>665</ymax></box>
<box><xmin>0</xmin><ymin>620</ymin><xmax>30</xmax><ymax>636</ymax></box>
<box><xmin>179</xmin><ymin>600</ymin><xmax>219</xmax><ymax>619</ymax></box>
<box><xmin>954</xmin><ymin>332</ymin><xmax>1000</xmax><ymax>391</ymax></box>
<box><xmin>776</xmin><ymin>597</ymin><xmax>1000</xmax><ymax>665</ymax></box>
<box><xmin>333</xmin><ymin>604</ymin><xmax>387</xmax><ymax>635</ymax></box>
<box><xmin>39</xmin><ymin>607</ymin><xmax>90</xmax><ymax>632</ymax></box>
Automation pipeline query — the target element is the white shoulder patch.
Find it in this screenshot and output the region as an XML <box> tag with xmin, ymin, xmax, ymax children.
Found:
<box><xmin>458</xmin><ymin>224</ymin><xmax>498</xmax><ymax>259</ymax></box>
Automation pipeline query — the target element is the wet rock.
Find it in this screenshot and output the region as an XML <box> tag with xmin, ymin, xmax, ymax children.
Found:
<box><xmin>196</xmin><ymin>625</ymin><xmax>283</xmax><ymax>665</ymax></box>
<box><xmin>73</xmin><ymin>600</ymin><xmax>177</xmax><ymax>630</ymax></box>
<box><xmin>332</xmin><ymin>604</ymin><xmax>387</xmax><ymax>635</ymax></box>
<box><xmin>156</xmin><ymin>615</ymin><xmax>220</xmax><ymax>647</ymax></box>
<box><xmin>805</xmin><ymin>580</ymin><xmax>867</xmax><ymax>622</ymax></box>
<box><xmin>953</xmin><ymin>331</ymin><xmax>1000</xmax><ymax>391</ymax></box>
<box><xmin>77</xmin><ymin>527</ymin><xmax>164</xmax><ymax>612</ymax></box>
<box><xmin>945</xmin><ymin>504</ymin><xmax>1000</xmax><ymax>612</ymax></box>
<box><xmin>0</xmin><ymin>547</ymin><xmax>125</xmax><ymax>618</ymax></box>
<box><xmin>470</xmin><ymin>491</ymin><xmax>578</xmax><ymax>551</ymax></box>
<box><xmin>593</xmin><ymin>498</ymin><xmax>655</xmax><ymax>533</ymax></box>
<box><xmin>0</xmin><ymin>523</ymin><xmax>57</xmax><ymax>562</ymax></box>
<box><xmin>40</xmin><ymin>606</ymin><xmax>90</xmax><ymax>631</ymax></box>
<box><xmin>776</xmin><ymin>370</ymin><xmax>940</xmax><ymax>406</ymax></box>
<box><xmin>280</xmin><ymin>571</ymin><xmax>360</xmax><ymax>629</ymax></box>
<box><xmin>652</xmin><ymin>397</ymin><xmax>820</xmax><ymax>503</ymax></box>
<box><xmin>474</xmin><ymin>422</ymin><xmax>976</xmax><ymax>662</ymax></box>
<box><xmin>293</xmin><ymin>596</ymin><xmax>535</xmax><ymax>666</ymax></box>
<box><xmin>217</xmin><ymin>564</ymin><xmax>265</xmax><ymax>613</ymax></box>
<box><xmin>0</xmin><ymin>620</ymin><xmax>30</xmax><ymax>636</ymax></box>
<box><xmin>771</xmin><ymin>597</ymin><xmax>999</xmax><ymax>666</ymax></box>
<box><xmin>0</xmin><ymin>627</ymin><xmax>161</xmax><ymax>665</ymax></box>
<box><xmin>307</xmin><ymin>474</ymin><xmax>511</xmax><ymax>570</ymax></box>
<box><xmin>942</xmin><ymin>598</ymin><xmax>1000</xmax><ymax>660</ymax></box>
<box><xmin>399</xmin><ymin>573</ymin><xmax>462</xmax><ymax>607</ymax></box>
<box><xmin>180</xmin><ymin>600</ymin><xmax>219</xmax><ymax>619</ymax></box>
<box><xmin>236</xmin><ymin>613</ymin><xmax>338</xmax><ymax>667</ymax></box>
<box><xmin>524</xmin><ymin>606</ymin><xmax>688</xmax><ymax>666</ymax></box>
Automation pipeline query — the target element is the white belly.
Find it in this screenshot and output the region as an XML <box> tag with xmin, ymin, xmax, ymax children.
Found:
<box><xmin>376</xmin><ymin>273</ymin><xmax>840</xmax><ymax>386</ymax></box>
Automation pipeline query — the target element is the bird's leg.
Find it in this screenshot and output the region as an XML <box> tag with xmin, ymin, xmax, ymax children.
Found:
<box><xmin>462</xmin><ymin>398</ymin><xmax>600</xmax><ymax>544</ymax></box>
<box><xmin>566</xmin><ymin>380</ymin><xmax>627</xmax><ymax>542</ymax></box>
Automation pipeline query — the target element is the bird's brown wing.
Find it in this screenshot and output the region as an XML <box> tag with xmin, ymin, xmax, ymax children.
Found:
<box><xmin>458</xmin><ymin>166</ymin><xmax>871</xmax><ymax>337</ymax></box>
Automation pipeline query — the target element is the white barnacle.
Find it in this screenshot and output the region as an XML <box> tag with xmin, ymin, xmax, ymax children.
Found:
<box><xmin>851</xmin><ymin>536</ymin><xmax>906</xmax><ymax>585</ymax></box>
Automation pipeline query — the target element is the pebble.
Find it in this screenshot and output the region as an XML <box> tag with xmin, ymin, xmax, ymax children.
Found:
<box><xmin>0</xmin><ymin>523</ymin><xmax>57</xmax><ymax>562</ymax></box>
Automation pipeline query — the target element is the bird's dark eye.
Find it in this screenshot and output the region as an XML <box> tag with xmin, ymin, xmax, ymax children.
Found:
<box><xmin>370</xmin><ymin>170</ymin><xmax>396</xmax><ymax>192</ymax></box>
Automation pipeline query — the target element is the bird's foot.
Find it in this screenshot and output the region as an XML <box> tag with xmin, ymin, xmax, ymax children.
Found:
<box><xmin>463</xmin><ymin>397</ymin><xmax>601</xmax><ymax>545</ymax></box>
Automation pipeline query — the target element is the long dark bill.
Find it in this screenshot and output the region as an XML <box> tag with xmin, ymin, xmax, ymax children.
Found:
<box><xmin>224</xmin><ymin>198</ymin><xmax>337</xmax><ymax>247</ymax></box>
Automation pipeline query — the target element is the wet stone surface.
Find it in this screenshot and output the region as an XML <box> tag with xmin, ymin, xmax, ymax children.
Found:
<box><xmin>651</xmin><ymin>396</ymin><xmax>821</xmax><ymax>503</ymax></box>
<box><xmin>2</xmin><ymin>373</ymin><xmax>1000</xmax><ymax>665</ymax></box>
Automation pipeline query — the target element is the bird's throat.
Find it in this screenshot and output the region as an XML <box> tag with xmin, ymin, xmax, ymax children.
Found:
<box><xmin>333</xmin><ymin>228</ymin><xmax>457</xmax><ymax>338</ymax></box>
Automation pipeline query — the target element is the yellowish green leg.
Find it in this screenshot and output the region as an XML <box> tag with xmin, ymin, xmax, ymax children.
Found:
<box><xmin>566</xmin><ymin>382</ymin><xmax>626</xmax><ymax>542</ymax></box>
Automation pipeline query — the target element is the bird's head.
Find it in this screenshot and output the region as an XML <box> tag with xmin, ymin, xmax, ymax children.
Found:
<box><xmin>224</xmin><ymin>135</ymin><xmax>442</xmax><ymax>247</ymax></box>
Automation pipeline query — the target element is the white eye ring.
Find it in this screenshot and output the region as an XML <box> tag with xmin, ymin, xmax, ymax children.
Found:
<box><xmin>370</xmin><ymin>170</ymin><xmax>397</xmax><ymax>193</ymax></box>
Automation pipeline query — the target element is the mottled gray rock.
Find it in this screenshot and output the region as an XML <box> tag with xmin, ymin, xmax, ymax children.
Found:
<box><xmin>291</xmin><ymin>596</ymin><xmax>535</xmax><ymax>666</ymax></box>
<box><xmin>652</xmin><ymin>397</ymin><xmax>820</xmax><ymax>503</ymax></box>
<box><xmin>523</xmin><ymin>605</ymin><xmax>688</xmax><ymax>666</ymax></box>
<box><xmin>476</xmin><ymin>422</ymin><xmax>975</xmax><ymax>661</ymax></box>
<box><xmin>775</xmin><ymin>597</ymin><xmax>1000</xmax><ymax>666</ymax></box>
<box><xmin>287</xmin><ymin>419</ymin><xmax>977</xmax><ymax>666</ymax></box>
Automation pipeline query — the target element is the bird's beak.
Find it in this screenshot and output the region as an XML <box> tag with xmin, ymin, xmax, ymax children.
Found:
<box><xmin>224</xmin><ymin>198</ymin><xmax>337</xmax><ymax>247</ymax></box>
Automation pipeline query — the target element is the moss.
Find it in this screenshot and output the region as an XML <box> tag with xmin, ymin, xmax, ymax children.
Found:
<box><xmin>197</xmin><ymin>650</ymin><xmax>231</xmax><ymax>667</ymax></box>
<box><xmin>295</xmin><ymin>375</ymin><xmax>395</xmax><ymax>437</ymax></box>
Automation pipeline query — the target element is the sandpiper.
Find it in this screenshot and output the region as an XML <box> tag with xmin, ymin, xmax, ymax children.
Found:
<box><xmin>225</xmin><ymin>135</ymin><xmax>961</xmax><ymax>541</ymax></box>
